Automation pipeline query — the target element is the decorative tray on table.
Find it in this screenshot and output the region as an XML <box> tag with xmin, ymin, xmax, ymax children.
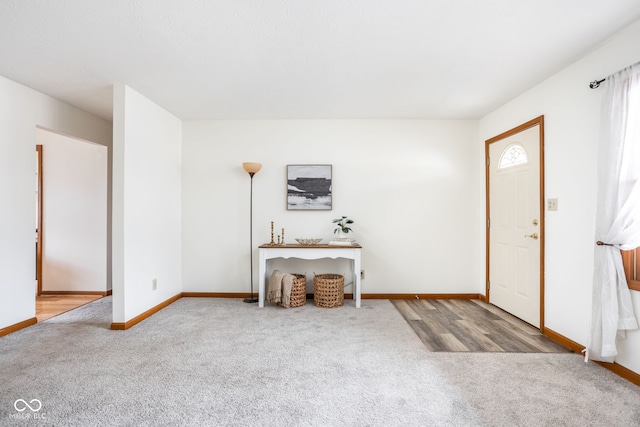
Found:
<box><xmin>295</xmin><ymin>238</ymin><xmax>323</xmax><ymax>245</ymax></box>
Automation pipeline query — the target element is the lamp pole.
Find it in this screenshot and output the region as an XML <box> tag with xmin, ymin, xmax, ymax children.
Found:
<box><xmin>242</xmin><ymin>163</ymin><xmax>262</xmax><ymax>303</ymax></box>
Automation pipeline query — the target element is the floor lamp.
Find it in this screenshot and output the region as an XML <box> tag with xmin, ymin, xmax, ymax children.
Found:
<box><xmin>243</xmin><ymin>162</ymin><xmax>262</xmax><ymax>303</ymax></box>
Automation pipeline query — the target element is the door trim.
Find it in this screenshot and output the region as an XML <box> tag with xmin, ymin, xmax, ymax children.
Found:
<box><xmin>485</xmin><ymin>115</ymin><xmax>545</xmax><ymax>331</ymax></box>
<box><xmin>36</xmin><ymin>144</ymin><xmax>43</xmax><ymax>296</ymax></box>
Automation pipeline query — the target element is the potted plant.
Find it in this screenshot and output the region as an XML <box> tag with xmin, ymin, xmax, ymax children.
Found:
<box><xmin>333</xmin><ymin>216</ymin><xmax>354</xmax><ymax>238</ymax></box>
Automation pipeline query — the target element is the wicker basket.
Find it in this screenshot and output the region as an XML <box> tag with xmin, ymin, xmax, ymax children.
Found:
<box><xmin>313</xmin><ymin>274</ymin><xmax>344</xmax><ymax>308</ymax></box>
<box><xmin>278</xmin><ymin>274</ymin><xmax>307</xmax><ymax>308</ymax></box>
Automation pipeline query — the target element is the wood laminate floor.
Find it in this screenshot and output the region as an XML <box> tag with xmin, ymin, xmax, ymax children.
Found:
<box><xmin>36</xmin><ymin>294</ymin><xmax>103</xmax><ymax>322</ymax></box>
<box><xmin>392</xmin><ymin>299</ymin><xmax>571</xmax><ymax>353</ymax></box>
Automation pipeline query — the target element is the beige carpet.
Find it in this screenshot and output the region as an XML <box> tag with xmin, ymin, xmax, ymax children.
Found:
<box><xmin>1</xmin><ymin>297</ymin><xmax>638</xmax><ymax>426</ymax></box>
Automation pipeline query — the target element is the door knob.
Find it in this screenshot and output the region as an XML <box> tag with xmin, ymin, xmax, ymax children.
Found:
<box><xmin>524</xmin><ymin>233</ymin><xmax>539</xmax><ymax>240</ymax></box>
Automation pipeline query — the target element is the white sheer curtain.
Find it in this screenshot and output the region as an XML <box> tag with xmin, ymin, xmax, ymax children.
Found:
<box><xmin>586</xmin><ymin>62</ymin><xmax>640</xmax><ymax>362</ymax></box>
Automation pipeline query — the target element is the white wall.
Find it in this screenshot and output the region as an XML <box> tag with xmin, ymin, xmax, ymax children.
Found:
<box><xmin>479</xmin><ymin>19</ymin><xmax>640</xmax><ymax>374</ymax></box>
<box><xmin>0</xmin><ymin>74</ymin><xmax>111</xmax><ymax>330</ymax></box>
<box><xmin>38</xmin><ymin>128</ymin><xmax>107</xmax><ymax>293</ymax></box>
<box><xmin>112</xmin><ymin>84</ymin><xmax>182</xmax><ymax>323</ymax></box>
<box><xmin>182</xmin><ymin>120</ymin><xmax>482</xmax><ymax>296</ymax></box>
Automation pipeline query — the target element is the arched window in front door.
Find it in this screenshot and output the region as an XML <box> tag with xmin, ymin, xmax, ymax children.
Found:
<box><xmin>498</xmin><ymin>144</ymin><xmax>529</xmax><ymax>169</ymax></box>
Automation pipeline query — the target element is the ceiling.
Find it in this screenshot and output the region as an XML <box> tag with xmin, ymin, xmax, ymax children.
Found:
<box><xmin>1</xmin><ymin>0</ymin><xmax>640</xmax><ymax>122</ymax></box>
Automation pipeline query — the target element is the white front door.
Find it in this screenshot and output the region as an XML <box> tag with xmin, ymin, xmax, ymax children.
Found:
<box><xmin>487</xmin><ymin>120</ymin><xmax>543</xmax><ymax>328</ymax></box>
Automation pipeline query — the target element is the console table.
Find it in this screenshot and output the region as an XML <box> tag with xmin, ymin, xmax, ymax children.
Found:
<box><xmin>258</xmin><ymin>244</ymin><xmax>362</xmax><ymax>308</ymax></box>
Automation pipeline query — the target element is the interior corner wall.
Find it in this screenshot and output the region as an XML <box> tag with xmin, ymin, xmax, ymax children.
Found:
<box><xmin>37</xmin><ymin>128</ymin><xmax>108</xmax><ymax>293</ymax></box>
<box><xmin>479</xmin><ymin>19</ymin><xmax>640</xmax><ymax>374</ymax></box>
<box><xmin>181</xmin><ymin>119</ymin><xmax>483</xmax><ymax>297</ymax></box>
<box><xmin>112</xmin><ymin>83</ymin><xmax>182</xmax><ymax>324</ymax></box>
<box><xmin>0</xmin><ymin>74</ymin><xmax>112</xmax><ymax>330</ymax></box>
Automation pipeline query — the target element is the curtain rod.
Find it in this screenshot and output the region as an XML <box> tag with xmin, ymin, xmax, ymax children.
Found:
<box><xmin>589</xmin><ymin>61</ymin><xmax>640</xmax><ymax>89</ymax></box>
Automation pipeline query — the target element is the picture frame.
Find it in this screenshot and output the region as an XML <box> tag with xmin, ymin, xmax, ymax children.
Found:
<box><xmin>287</xmin><ymin>164</ymin><xmax>332</xmax><ymax>210</ymax></box>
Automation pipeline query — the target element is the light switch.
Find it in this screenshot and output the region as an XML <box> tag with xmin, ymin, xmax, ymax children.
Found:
<box><xmin>547</xmin><ymin>198</ymin><xmax>558</xmax><ymax>211</ymax></box>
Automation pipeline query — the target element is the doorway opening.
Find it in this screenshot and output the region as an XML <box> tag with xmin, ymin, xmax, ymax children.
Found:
<box><xmin>35</xmin><ymin>127</ymin><xmax>109</xmax><ymax>322</ymax></box>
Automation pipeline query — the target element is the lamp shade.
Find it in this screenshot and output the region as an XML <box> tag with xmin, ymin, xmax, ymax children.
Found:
<box><xmin>243</xmin><ymin>162</ymin><xmax>262</xmax><ymax>174</ymax></box>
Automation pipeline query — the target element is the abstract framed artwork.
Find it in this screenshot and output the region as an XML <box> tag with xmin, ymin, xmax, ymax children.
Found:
<box><xmin>287</xmin><ymin>164</ymin><xmax>332</xmax><ymax>210</ymax></box>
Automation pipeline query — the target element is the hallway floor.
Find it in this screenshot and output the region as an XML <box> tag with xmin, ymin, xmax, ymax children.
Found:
<box><xmin>36</xmin><ymin>294</ymin><xmax>103</xmax><ymax>322</ymax></box>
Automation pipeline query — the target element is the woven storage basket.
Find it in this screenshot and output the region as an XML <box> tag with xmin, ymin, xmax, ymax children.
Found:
<box><xmin>278</xmin><ymin>274</ymin><xmax>307</xmax><ymax>308</ymax></box>
<box><xmin>313</xmin><ymin>274</ymin><xmax>344</xmax><ymax>308</ymax></box>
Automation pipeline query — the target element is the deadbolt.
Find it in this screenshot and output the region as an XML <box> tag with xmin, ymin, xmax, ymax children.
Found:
<box><xmin>524</xmin><ymin>233</ymin><xmax>539</xmax><ymax>240</ymax></box>
<box><xmin>532</xmin><ymin>219</ymin><xmax>539</xmax><ymax>226</ymax></box>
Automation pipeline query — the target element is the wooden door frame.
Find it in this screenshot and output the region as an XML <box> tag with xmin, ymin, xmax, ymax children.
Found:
<box><xmin>36</xmin><ymin>144</ymin><xmax>43</xmax><ymax>296</ymax></box>
<box><xmin>485</xmin><ymin>115</ymin><xmax>545</xmax><ymax>331</ymax></box>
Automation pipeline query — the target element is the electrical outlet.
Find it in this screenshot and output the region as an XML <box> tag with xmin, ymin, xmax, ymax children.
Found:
<box><xmin>361</xmin><ymin>270</ymin><xmax>365</xmax><ymax>280</ymax></box>
<box><xmin>152</xmin><ymin>278</ymin><xmax>157</xmax><ymax>290</ymax></box>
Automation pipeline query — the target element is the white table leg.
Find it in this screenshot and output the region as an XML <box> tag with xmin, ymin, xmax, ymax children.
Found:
<box><xmin>258</xmin><ymin>250</ymin><xmax>266</xmax><ymax>308</ymax></box>
<box><xmin>354</xmin><ymin>251</ymin><xmax>361</xmax><ymax>308</ymax></box>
